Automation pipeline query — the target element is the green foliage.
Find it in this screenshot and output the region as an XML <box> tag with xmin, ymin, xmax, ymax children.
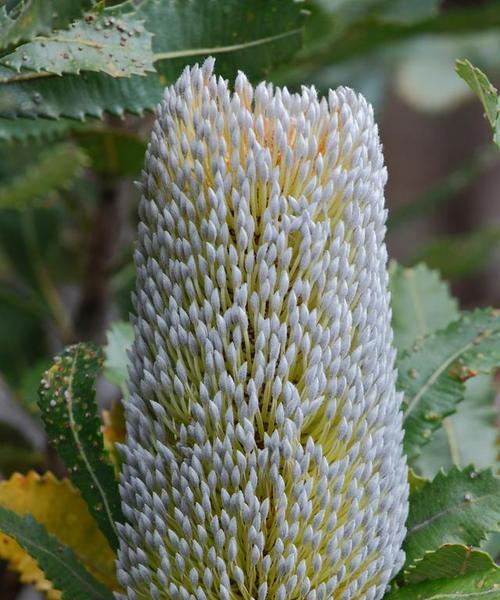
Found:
<box><xmin>0</xmin><ymin>12</ymin><xmax>154</xmax><ymax>79</ymax></box>
<box><xmin>404</xmin><ymin>544</ymin><xmax>497</xmax><ymax>584</ymax></box>
<box><xmin>385</xmin><ymin>566</ymin><xmax>500</xmax><ymax>599</ymax></box>
<box><xmin>408</xmin><ymin>469</ymin><xmax>430</xmax><ymax>496</ymax></box>
<box><xmin>0</xmin><ymin>0</ymin><xmax>306</xmax><ymax>120</ymax></box>
<box><xmin>389</xmin><ymin>263</ymin><xmax>499</xmax><ymax>479</ymax></box>
<box><xmin>103</xmin><ymin>320</ymin><xmax>133</xmax><ymax>396</ymax></box>
<box><xmin>456</xmin><ymin>59</ymin><xmax>500</xmax><ymax>148</ymax></box>
<box><xmin>0</xmin><ymin>2</ymin><xmax>499</xmax><ymax>597</ymax></box>
<box><xmin>0</xmin><ymin>506</ymin><xmax>114</xmax><ymax>600</ymax></box>
<box><xmin>75</xmin><ymin>129</ymin><xmax>146</xmax><ymax>177</ymax></box>
<box><xmin>129</xmin><ymin>0</ymin><xmax>305</xmax><ymax>81</ymax></box>
<box><xmin>389</xmin><ymin>262</ymin><xmax>458</xmax><ymax>352</ymax></box>
<box><xmin>0</xmin><ymin>116</ymin><xmax>87</xmax><ymax>143</ymax></box>
<box><xmin>38</xmin><ymin>344</ymin><xmax>123</xmax><ymax>550</ymax></box>
<box><xmin>404</xmin><ymin>466</ymin><xmax>500</xmax><ymax>569</ymax></box>
<box><xmin>0</xmin><ymin>142</ymin><xmax>89</xmax><ymax>209</ymax></box>
<box><xmin>398</xmin><ymin>309</ymin><xmax>500</xmax><ymax>459</ymax></box>
<box><xmin>0</xmin><ymin>67</ymin><xmax>162</xmax><ymax>119</ymax></box>
<box><xmin>415</xmin><ymin>376</ymin><xmax>499</xmax><ymax>478</ymax></box>
<box><xmin>0</xmin><ymin>0</ymin><xmax>93</xmax><ymax>50</ymax></box>
<box><xmin>292</xmin><ymin>1</ymin><xmax>500</xmax><ymax>86</ymax></box>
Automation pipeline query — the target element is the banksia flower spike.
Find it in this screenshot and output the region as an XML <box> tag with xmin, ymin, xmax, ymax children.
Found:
<box><xmin>117</xmin><ymin>58</ymin><xmax>408</xmax><ymax>600</ymax></box>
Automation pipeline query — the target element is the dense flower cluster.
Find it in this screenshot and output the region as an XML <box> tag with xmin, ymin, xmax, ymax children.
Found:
<box><xmin>116</xmin><ymin>58</ymin><xmax>408</xmax><ymax>600</ymax></box>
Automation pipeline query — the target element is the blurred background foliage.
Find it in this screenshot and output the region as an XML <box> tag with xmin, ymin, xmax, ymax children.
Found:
<box><xmin>0</xmin><ymin>0</ymin><xmax>500</xmax><ymax>597</ymax></box>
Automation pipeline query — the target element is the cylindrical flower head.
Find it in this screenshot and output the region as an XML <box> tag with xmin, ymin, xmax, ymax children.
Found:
<box><xmin>117</xmin><ymin>58</ymin><xmax>408</xmax><ymax>600</ymax></box>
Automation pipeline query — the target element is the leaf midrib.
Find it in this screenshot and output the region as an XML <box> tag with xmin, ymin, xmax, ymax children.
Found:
<box><xmin>407</xmin><ymin>492</ymin><xmax>498</xmax><ymax>536</ymax></box>
<box><xmin>65</xmin><ymin>350</ymin><xmax>118</xmax><ymax>542</ymax></box>
<box><xmin>153</xmin><ymin>28</ymin><xmax>302</xmax><ymax>61</ymax></box>
<box><xmin>2</xmin><ymin>518</ymin><xmax>110</xmax><ymax>599</ymax></box>
<box><xmin>402</xmin><ymin>337</ymin><xmax>477</xmax><ymax>420</ymax></box>
<box><xmin>420</xmin><ymin>590</ymin><xmax>500</xmax><ymax>599</ymax></box>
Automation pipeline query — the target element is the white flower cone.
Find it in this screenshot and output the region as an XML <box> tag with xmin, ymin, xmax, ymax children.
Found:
<box><xmin>116</xmin><ymin>58</ymin><xmax>408</xmax><ymax>600</ymax></box>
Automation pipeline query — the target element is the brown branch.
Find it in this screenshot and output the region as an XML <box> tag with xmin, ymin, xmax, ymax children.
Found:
<box><xmin>74</xmin><ymin>178</ymin><xmax>121</xmax><ymax>342</ymax></box>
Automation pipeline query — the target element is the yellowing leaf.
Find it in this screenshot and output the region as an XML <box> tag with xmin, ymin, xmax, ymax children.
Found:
<box><xmin>102</xmin><ymin>400</ymin><xmax>126</xmax><ymax>475</ymax></box>
<box><xmin>0</xmin><ymin>471</ymin><xmax>117</xmax><ymax>597</ymax></box>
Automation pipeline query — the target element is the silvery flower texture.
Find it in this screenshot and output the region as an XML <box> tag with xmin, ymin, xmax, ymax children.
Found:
<box><xmin>117</xmin><ymin>58</ymin><xmax>408</xmax><ymax>600</ymax></box>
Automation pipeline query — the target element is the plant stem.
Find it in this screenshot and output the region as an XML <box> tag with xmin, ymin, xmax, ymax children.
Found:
<box><xmin>74</xmin><ymin>177</ymin><xmax>121</xmax><ymax>342</ymax></box>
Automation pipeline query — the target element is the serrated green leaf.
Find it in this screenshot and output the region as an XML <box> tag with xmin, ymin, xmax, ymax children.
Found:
<box><xmin>389</xmin><ymin>262</ymin><xmax>459</xmax><ymax>353</ymax></box>
<box><xmin>38</xmin><ymin>343</ymin><xmax>124</xmax><ymax>550</ymax></box>
<box><xmin>0</xmin><ymin>66</ymin><xmax>162</xmax><ymax>119</ymax></box>
<box><xmin>456</xmin><ymin>59</ymin><xmax>500</xmax><ymax>149</ymax></box>
<box><xmin>384</xmin><ymin>566</ymin><xmax>500</xmax><ymax>599</ymax></box>
<box><xmin>0</xmin><ymin>12</ymin><xmax>154</xmax><ymax>79</ymax></box>
<box><xmin>0</xmin><ymin>0</ymin><xmax>306</xmax><ymax>120</ymax></box>
<box><xmin>0</xmin><ymin>142</ymin><xmax>89</xmax><ymax>209</ymax></box>
<box><xmin>456</xmin><ymin>59</ymin><xmax>498</xmax><ymax>128</ymax></box>
<box><xmin>103</xmin><ymin>320</ymin><xmax>133</xmax><ymax>396</ymax></box>
<box><xmin>409</xmin><ymin>468</ymin><xmax>430</xmax><ymax>496</ymax></box>
<box><xmin>134</xmin><ymin>0</ymin><xmax>305</xmax><ymax>82</ymax></box>
<box><xmin>404</xmin><ymin>466</ymin><xmax>500</xmax><ymax>569</ymax></box>
<box><xmin>0</xmin><ymin>116</ymin><xmax>88</xmax><ymax>143</ymax></box>
<box><xmin>404</xmin><ymin>544</ymin><xmax>497</xmax><ymax>584</ymax></box>
<box><xmin>0</xmin><ymin>0</ymin><xmax>93</xmax><ymax>50</ymax></box>
<box><xmin>0</xmin><ymin>506</ymin><xmax>114</xmax><ymax>600</ymax></box>
<box><xmin>0</xmin><ymin>471</ymin><xmax>118</xmax><ymax>595</ymax></box>
<box><xmin>399</xmin><ymin>309</ymin><xmax>500</xmax><ymax>459</ymax></box>
<box><xmin>415</xmin><ymin>375</ymin><xmax>499</xmax><ymax>479</ymax></box>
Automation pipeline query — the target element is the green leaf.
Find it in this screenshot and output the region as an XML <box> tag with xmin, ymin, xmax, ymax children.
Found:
<box><xmin>38</xmin><ymin>343</ymin><xmax>124</xmax><ymax>550</ymax></box>
<box><xmin>399</xmin><ymin>309</ymin><xmax>500</xmax><ymax>459</ymax></box>
<box><xmin>409</xmin><ymin>468</ymin><xmax>430</xmax><ymax>496</ymax></box>
<box><xmin>0</xmin><ymin>66</ymin><xmax>162</xmax><ymax>119</ymax></box>
<box><xmin>0</xmin><ymin>281</ymin><xmax>47</xmax><ymax>383</ymax></box>
<box><xmin>389</xmin><ymin>262</ymin><xmax>458</xmax><ymax>353</ymax></box>
<box><xmin>291</xmin><ymin>3</ymin><xmax>500</xmax><ymax>86</ymax></box>
<box><xmin>456</xmin><ymin>59</ymin><xmax>500</xmax><ymax>149</ymax></box>
<box><xmin>0</xmin><ymin>12</ymin><xmax>154</xmax><ymax>79</ymax></box>
<box><xmin>0</xmin><ymin>116</ymin><xmax>88</xmax><ymax>143</ymax></box>
<box><xmin>103</xmin><ymin>320</ymin><xmax>133</xmax><ymax>396</ymax></box>
<box><xmin>0</xmin><ymin>0</ymin><xmax>306</xmax><ymax>120</ymax></box>
<box><xmin>0</xmin><ymin>0</ymin><xmax>93</xmax><ymax>50</ymax></box>
<box><xmin>0</xmin><ymin>142</ymin><xmax>89</xmax><ymax>209</ymax></box>
<box><xmin>456</xmin><ymin>59</ymin><xmax>498</xmax><ymax>128</ymax></box>
<box><xmin>133</xmin><ymin>0</ymin><xmax>305</xmax><ymax>81</ymax></box>
<box><xmin>0</xmin><ymin>506</ymin><xmax>114</xmax><ymax>600</ymax></box>
<box><xmin>74</xmin><ymin>128</ymin><xmax>146</xmax><ymax>177</ymax></box>
<box><xmin>415</xmin><ymin>375</ymin><xmax>499</xmax><ymax>479</ymax></box>
<box><xmin>384</xmin><ymin>566</ymin><xmax>500</xmax><ymax>599</ymax></box>
<box><xmin>404</xmin><ymin>544</ymin><xmax>497</xmax><ymax>584</ymax></box>
<box><xmin>404</xmin><ymin>466</ymin><xmax>500</xmax><ymax>569</ymax></box>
